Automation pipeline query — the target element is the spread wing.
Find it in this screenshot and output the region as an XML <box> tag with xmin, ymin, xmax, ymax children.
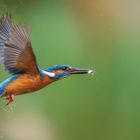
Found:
<box><xmin>0</xmin><ymin>14</ymin><xmax>39</xmax><ymax>75</ymax></box>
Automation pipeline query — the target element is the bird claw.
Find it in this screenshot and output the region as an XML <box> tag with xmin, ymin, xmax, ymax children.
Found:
<box><xmin>5</xmin><ymin>94</ymin><xmax>15</xmax><ymax>105</ymax></box>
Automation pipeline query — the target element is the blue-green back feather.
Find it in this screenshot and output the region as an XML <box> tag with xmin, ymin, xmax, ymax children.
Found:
<box><xmin>0</xmin><ymin>74</ymin><xmax>20</xmax><ymax>96</ymax></box>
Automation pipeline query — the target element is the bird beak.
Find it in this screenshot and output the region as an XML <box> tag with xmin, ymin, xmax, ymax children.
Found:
<box><xmin>69</xmin><ymin>67</ymin><xmax>95</xmax><ymax>75</ymax></box>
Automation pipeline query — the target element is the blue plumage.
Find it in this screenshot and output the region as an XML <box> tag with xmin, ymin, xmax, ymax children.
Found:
<box><xmin>47</xmin><ymin>64</ymin><xmax>70</xmax><ymax>72</ymax></box>
<box><xmin>0</xmin><ymin>74</ymin><xmax>20</xmax><ymax>96</ymax></box>
<box><xmin>51</xmin><ymin>72</ymin><xmax>70</xmax><ymax>79</ymax></box>
<box><xmin>45</xmin><ymin>65</ymin><xmax>71</xmax><ymax>79</ymax></box>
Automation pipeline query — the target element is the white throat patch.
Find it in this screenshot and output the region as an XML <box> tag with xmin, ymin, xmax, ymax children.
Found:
<box><xmin>43</xmin><ymin>70</ymin><xmax>55</xmax><ymax>77</ymax></box>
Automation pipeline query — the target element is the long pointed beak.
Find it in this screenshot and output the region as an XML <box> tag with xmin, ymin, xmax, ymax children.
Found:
<box><xmin>69</xmin><ymin>67</ymin><xmax>95</xmax><ymax>75</ymax></box>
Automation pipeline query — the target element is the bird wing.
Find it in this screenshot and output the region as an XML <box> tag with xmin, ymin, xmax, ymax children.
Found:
<box><xmin>0</xmin><ymin>14</ymin><xmax>39</xmax><ymax>75</ymax></box>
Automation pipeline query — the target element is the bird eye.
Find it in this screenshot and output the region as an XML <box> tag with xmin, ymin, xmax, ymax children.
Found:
<box><xmin>62</xmin><ymin>67</ymin><xmax>68</xmax><ymax>71</ymax></box>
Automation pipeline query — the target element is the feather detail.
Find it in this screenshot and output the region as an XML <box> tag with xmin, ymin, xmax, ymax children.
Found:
<box><xmin>0</xmin><ymin>14</ymin><xmax>39</xmax><ymax>75</ymax></box>
<box><xmin>0</xmin><ymin>74</ymin><xmax>20</xmax><ymax>96</ymax></box>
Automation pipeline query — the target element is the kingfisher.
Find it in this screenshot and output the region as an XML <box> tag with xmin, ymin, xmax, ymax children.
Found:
<box><xmin>0</xmin><ymin>14</ymin><xmax>94</xmax><ymax>105</ymax></box>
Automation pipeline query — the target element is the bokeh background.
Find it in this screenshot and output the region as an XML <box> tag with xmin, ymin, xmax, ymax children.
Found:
<box><xmin>0</xmin><ymin>0</ymin><xmax>140</xmax><ymax>140</ymax></box>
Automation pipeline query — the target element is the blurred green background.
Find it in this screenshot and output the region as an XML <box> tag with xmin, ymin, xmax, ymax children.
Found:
<box><xmin>0</xmin><ymin>0</ymin><xmax>140</xmax><ymax>140</ymax></box>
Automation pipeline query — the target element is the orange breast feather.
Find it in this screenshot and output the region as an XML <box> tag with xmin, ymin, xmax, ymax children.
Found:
<box><xmin>4</xmin><ymin>74</ymin><xmax>54</xmax><ymax>96</ymax></box>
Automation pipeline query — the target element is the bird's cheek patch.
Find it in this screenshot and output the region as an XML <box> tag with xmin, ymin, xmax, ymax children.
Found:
<box><xmin>54</xmin><ymin>70</ymin><xmax>64</xmax><ymax>75</ymax></box>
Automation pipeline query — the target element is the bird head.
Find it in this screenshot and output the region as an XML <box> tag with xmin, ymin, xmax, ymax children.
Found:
<box><xmin>43</xmin><ymin>65</ymin><xmax>94</xmax><ymax>80</ymax></box>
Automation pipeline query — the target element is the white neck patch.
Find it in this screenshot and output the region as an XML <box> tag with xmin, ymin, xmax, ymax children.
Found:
<box><xmin>43</xmin><ymin>70</ymin><xmax>55</xmax><ymax>77</ymax></box>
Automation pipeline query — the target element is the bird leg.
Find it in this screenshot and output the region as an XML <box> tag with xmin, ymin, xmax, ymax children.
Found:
<box><xmin>5</xmin><ymin>94</ymin><xmax>15</xmax><ymax>105</ymax></box>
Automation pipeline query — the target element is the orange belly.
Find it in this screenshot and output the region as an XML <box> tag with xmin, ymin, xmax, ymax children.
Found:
<box><xmin>4</xmin><ymin>74</ymin><xmax>54</xmax><ymax>96</ymax></box>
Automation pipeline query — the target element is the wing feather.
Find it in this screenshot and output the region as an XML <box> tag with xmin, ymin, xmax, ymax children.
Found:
<box><xmin>0</xmin><ymin>14</ymin><xmax>39</xmax><ymax>75</ymax></box>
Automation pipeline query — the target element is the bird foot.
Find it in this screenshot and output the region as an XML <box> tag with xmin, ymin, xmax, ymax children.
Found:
<box><xmin>5</xmin><ymin>94</ymin><xmax>15</xmax><ymax>105</ymax></box>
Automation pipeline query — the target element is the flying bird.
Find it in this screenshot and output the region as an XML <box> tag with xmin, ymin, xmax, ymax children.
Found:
<box><xmin>0</xmin><ymin>14</ymin><xmax>94</xmax><ymax>105</ymax></box>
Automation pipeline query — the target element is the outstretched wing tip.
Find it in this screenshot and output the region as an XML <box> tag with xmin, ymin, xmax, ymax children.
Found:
<box><xmin>0</xmin><ymin>14</ymin><xmax>39</xmax><ymax>75</ymax></box>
